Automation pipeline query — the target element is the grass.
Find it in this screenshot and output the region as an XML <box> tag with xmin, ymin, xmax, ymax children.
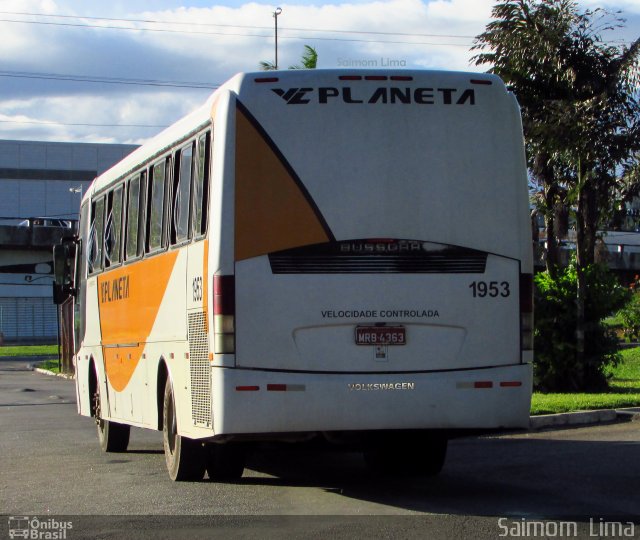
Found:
<box><xmin>0</xmin><ymin>344</ymin><xmax>58</xmax><ymax>357</ymax></box>
<box><xmin>36</xmin><ymin>358</ymin><xmax>62</xmax><ymax>373</ymax></box>
<box><xmin>531</xmin><ymin>347</ymin><xmax>640</xmax><ymax>415</ymax></box>
<box><xmin>0</xmin><ymin>345</ymin><xmax>60</xmax><ymax>373</ymax></box>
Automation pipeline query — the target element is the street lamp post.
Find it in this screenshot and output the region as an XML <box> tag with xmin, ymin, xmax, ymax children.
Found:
<box><xmin>69</xmin><ymin>186</ymin><xmax>83</xmax><ymax>225</ymax></box>
<box><xmin>273</xmin><ymin>7</ymin><xmax>282</xmax><ymax>69</ymax></box>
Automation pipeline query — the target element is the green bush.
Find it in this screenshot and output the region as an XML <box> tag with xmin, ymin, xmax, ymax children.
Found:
<box><xmin>619</xmin><ymin>278</ymin><xmax>640</xmax><ymax>341</ymax></box>
<box><xmin>534</xmin><ymin>261</ymin><xmax>630</xmax><ymax>392</ymax></box>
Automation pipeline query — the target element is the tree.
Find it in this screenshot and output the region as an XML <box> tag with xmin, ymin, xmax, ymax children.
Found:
<box><xmin>474</xmin><ymin>1</ymin><xmax>640</xmax><ymax>268</ymax></box>
<box><xmin>289</xmin><ymin>45</ymin><xmax>318</xmax><ymax>69</ymax></box>
<box><xmin>259</xmin><ymin>45</ymin><xmax>318</xmax><ymax>71</ymax></box>
<box><xmin>473</xmin><ymin>0</ymin><xmax>640</xmax><ymax>389</ymax></box>
<box><xmin>259</xmin><ymin>60</ymin><xmax>277</xmax><ymax>71</ymax></box>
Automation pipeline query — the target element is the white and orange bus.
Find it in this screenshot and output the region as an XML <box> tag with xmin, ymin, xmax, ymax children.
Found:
<box><xmin>55</xmin><ymin>69</ymin><xmax>533</xmax><ymax>481</ymax></box>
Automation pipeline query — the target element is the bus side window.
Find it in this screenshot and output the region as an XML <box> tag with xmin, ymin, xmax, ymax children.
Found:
<box><xmin>105</xmin><ymin>185</ymin><xmax>124</xmax><ymax>268</ymax></box>
<box><xmin>171</xmin><ymin>142</ymin><xmax>193</xmax><ymax>245</ymax></box>
<box><xmin>137</xmin><ymin>171</ymin><xmax>147</xmax><ymax>256</ymax></box>
<box><xmin>192</xmin><ymin>131</ymin><xmax>211</xmax><ymax>238</ymax></box>
<box><xmin>88</xmin><ymin>197</ymin><xmax>105</xmax><ymax>274</ymax></box>
<box><xmin>147</xmin><ymin>159</ymin><xmax>167</xmax><ymax>253</ymax></box>
<box><xmin>125</xmin><ymin>173</ymin><xmax>145</xmax><ymax>260</ymax></box>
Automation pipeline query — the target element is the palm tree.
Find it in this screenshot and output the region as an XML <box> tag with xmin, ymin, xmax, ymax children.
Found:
<box><xmin>473</xmin><ymin>1</ymin><xmax>640</xmax><ymax>273</ymax></box>
<box><xmin>289</xmin><ymin>45</ymin><xmax>318</xmax><ymax>69</ymax></box>
<box><xmin>259</xmin><ymin>60</ymin><xmax>277</xmax><ymax>71</ymax></box>
<box><xmin>259</xmin><ymin>45</ymin><xmax>318</xmax><ymax>71</ymax></box>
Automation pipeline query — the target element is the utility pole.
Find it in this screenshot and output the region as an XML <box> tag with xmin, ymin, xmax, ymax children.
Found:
<box><xmin>273</xmin><ymin>7</ymin><xmax>282</xmax><ymax>69</ymax></box>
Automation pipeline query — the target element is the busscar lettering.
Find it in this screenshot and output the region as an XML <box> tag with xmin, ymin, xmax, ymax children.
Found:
<box><xmin>274</xmin><ymin>86</ymin><xmax>476</xmax><ymax>105</ymax></box>
<box><xmin>340</xmin><ymin>240</ymin><xmax>422</xmax><ymax>253</ymax></box>
<box><xmin>100</xmin><ymin>275</ymin><xmax>130</xmax><ymax>303</ymax></box>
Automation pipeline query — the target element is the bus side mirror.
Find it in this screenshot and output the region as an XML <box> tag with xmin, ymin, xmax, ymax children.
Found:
<box><xmin>53</xmin><ymin>241</ymin><xmax>77</xmax><ymax>305</ymax></box>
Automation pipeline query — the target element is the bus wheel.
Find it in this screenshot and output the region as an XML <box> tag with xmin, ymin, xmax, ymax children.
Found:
<box><xmin>94</xmin><ymin>387</ymin><xmax>130</xmax><ymax>453</ymax></box>
<box><xmin>205</xmin><ymin>443</ymin><xmax>246</xmax><ymax>481</ymax></box>
<box><xmin>162</xmin><ymin>378</ymin><xmax>205</xmax><ymax>481</ymax></box>
<box><xmin>363</xmin><ymin>433</ymin><xmax>448</xmax><ymax>477</ymax></box>
<box><xmin>97</xmin><ymin>418</ymin><xmax>130</xmax><ymax>453</ymax></box>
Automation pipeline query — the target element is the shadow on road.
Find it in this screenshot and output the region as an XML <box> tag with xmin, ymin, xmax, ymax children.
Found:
<box><xmin>239</xmin><ymin>434</ymin><xmax>640</xmax><ymax>519</ymax></box>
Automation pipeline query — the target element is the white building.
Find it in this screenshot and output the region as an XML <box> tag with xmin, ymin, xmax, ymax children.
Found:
<box><xmin>0</xmin><ymin>139</ymin><xmax>137</xmax><ymax>343</ymax></box>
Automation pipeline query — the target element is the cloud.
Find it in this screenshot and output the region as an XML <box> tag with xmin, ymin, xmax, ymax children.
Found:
<box><xmin>0</xmin><ymin>91</ymin><xmax>207</xmax><ymax>144</ymax></box>
<box><xmin>135</xmin><ymin>0</ymin><xmax>486</xmax><ymax>71</ymax></box>
<box><xmin>0</xmin><ymin>0</ymin><xmax>636</xmax><ymax>142</ymax></box>
<box><xmin>580</xmin><ymin>0</ymin><xmax>640</xmax><ymax>14</ymax></box>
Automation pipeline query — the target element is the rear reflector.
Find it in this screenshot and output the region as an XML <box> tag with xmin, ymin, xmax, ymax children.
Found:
<box><xmin>214</xmin><ymin>275</ymin><xmax>235</xmax><ymax>354</ymax></box>
<box><xmin>338</xmin><ymin>75</ymin><xmax>413</xmax><ymax>82</ymax></box>
<box><xmin>267</xmin><ymin>384</ymin><xmax>306</xmax><ymax>392</ymax></box>
<box><xmin>520</xmin><ymin>273</ymin><xmax>534</xmax><ymax>351</ymax></box>
<box><xmin>500</xmin><ymin>381</ymin><xmax>523</xmax><ymax>387</ymax></box>
<box><xmin>235</xmin><ymin>385</ymin><xmax>306</xmax><ymax>392</ymax></box>
<box><xmin>456</xmin><ymin>381</ymin><xmax>494</xmax><ymax>389</ymax></box>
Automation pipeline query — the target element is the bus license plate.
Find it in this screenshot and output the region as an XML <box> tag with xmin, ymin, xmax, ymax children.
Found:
<box><xmin>355</xmin><ymin>326</ymin><xmax>406</xmax><ymax>346</ymax></box>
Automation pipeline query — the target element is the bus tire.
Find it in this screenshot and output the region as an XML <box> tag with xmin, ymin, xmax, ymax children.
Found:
<box><xmin>363</xmin><ymin>433</ymin><xmax>447</xmax><ymax>477</ymax></box>
<box><xmin>94</xmin><ymin>374</ymin><xmax>130</xmax><ymax>453</ymax></box>
<box><xmin>97</xmin><ymin>418</ymin><xmax>130</xmax><ymax>453</ymax></box>
<box><xmin>162</xmin><ymin>378</ymin><xmax>205</xmax><ymax>481</ymax></box>
<box><xmin>205</xmin><ymin>443</ymin><xmax>246</xmax><ymax>481</ymax></box>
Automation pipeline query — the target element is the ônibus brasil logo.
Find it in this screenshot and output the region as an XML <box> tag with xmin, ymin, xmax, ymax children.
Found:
<box><xmin>271</xmin><ymin>86</ymin><xmax>476</xmax><ymax>106</ymax></box>
<box><xmin>8</xmin><ymin>516</ymin><xmax>73</xmax><ymax>539</ymax></box>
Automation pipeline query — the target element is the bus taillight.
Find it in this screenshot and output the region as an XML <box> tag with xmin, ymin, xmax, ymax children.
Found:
<box><xmin>214</xmin><ymin>275</ymin><xmax>235</xmax><ymax>354</ymax></box>
<box><xmin>520</xmin><ymin>273</ymin><xmax>534</xmax><ymax>351</ymax></box>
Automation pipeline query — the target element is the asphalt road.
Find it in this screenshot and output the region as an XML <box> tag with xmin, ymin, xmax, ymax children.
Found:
<box><xmin>1</xmin><ymin>357</ymin><xmax>639</xmax><ymax>539</ymax></box>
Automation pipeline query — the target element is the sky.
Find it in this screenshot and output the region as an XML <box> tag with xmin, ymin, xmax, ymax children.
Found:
<box><xmin>0</xmin><ymin>0</ymin><xmax>638</xmax><ymax>144</ymax></box>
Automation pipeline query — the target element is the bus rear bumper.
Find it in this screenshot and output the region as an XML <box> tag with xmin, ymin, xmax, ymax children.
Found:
<box><xmin>211</xmin><ymin>363</ymin><xmax>533</xmax><ymax>436</ymax></box>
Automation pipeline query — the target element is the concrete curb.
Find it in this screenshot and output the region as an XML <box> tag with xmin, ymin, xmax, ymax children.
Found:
<box><xmin>530</xmin><ymin>407</ymin><xmax>640</xmax><ymax>430</ymax></box>
<box><xmin>33</xmin><ymin>367</ymin><xmax>75</xmax><ymax>380</ymax></box>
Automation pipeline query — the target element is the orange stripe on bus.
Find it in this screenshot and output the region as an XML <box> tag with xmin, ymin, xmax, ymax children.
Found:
<box><xmin>98</xmin><ymin>250</ymin><xmax>179</xmax><ymax>391</ymax></box>
<box><xmin>234</xmin><ymin>103</ymin><xmax>331</xmax><ymax>261</ymax></box>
